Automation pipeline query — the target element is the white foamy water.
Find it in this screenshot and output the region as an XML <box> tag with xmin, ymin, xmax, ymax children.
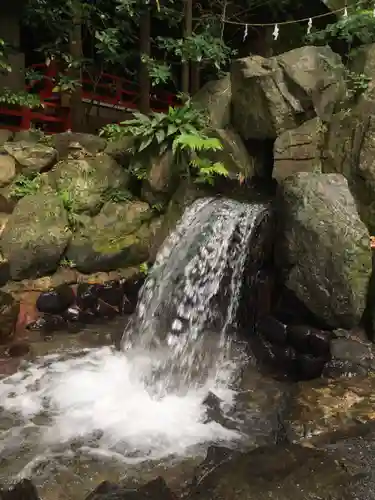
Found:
<box><xmin>0</xmin><ymin>197</ymin><xmax>270</xmax><ymax>482</ymax></box>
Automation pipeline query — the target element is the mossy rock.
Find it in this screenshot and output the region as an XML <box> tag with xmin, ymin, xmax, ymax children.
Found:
<box><xmin>65</xmin><ymin>200</ymin><xmax>155</xmax><ymax>273</ymax></box>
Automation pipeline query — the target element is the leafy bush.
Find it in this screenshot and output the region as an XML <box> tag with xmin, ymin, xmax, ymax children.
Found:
<box><xmin>10</xmin><ymin>174</ymin><xmax>42</xmax><ymax>199</ymax></box>
<box><xmin>307</xmin><ymin>10</ymin><xmax>375</xmax><ymax>47</ymax></box>
<box><xmin>100</xmin><ymin>101</ymin><xmax>228</xmax><ymax>185</ymax></box>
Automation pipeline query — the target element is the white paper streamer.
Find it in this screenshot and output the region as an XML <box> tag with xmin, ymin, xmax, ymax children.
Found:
<box><xmin>243</xmin><ymin>24</ymin><xmax>248</xmax><ymax>40</ymax></box>
<box><xmin>272</xmin><ymin>23</ymin><xmax>279</xmax><ymax>40</ymax></box>
<box><xmin>307</xmin><ymin>17</ymin><xmax>312</xmax><ymax>34</ymax></box>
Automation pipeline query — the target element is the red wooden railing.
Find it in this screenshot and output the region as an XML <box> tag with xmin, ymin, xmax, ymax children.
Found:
<box><xmin>0</xmin><ymin>62</ymin><xmax>178</xmax><ymax>134</ymax></box>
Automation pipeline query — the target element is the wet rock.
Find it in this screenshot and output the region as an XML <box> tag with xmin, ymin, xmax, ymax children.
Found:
<box><xmin>188</xmin><ymin>443</ymin><xmax>358</xmax><ymax>500</ymax></box>
<box><xmin>62</xmin><ymin>305</ymin><xmax>85</xmax><ymax>322</ymax></box>
<box><xmin>96</xmin><ymin>280</ymin><xmax>124</xmax><ymax>311</ymax></box>
<box><xmin>0</xmin><ymin>479</ymin><xmax>40</xmax><ymax>500</ymax></box>
<box><xmin>285</xmin><ymin>376</ymin><xmax>375</xmax><ymax>443</ymax></box>
<box><xmin>323</xmin><ymin>331</ymin><xmax>375</xmax><ymax>377</ymax></box>
<box><xmin>85</xmin><ymin>477</ymin><xmax>176</xmax><ymax>500</ymax></box>
<box><xmin>202</xmin><ymin>391</ymin><xmax>223</xmax><ymax>424</ymax></box>
<box><xmin>294</xmin><ymin>353</ymin><xmax>327</xmax><ymax>380</ymax></box>
<box><xmin>253</xmin><ymin>269</ymin><xmax>274</xmax><ymax>321</ymax></box>
<box><xmin>0</xmin><ymin>189</ymin><xmax>72</xmax><ymax>280</ymax></box>
<box><xmin>76</xmin><ymin>283</ymin><xmax>100</xmax><ymax>313</ymax></box>
<box><xmin>275</xmin><ymin>173</ymin><xmax>372</xmax><ymax>329</ymax></box>
<box><xmin>3</xmin><ymin>141</ymin><xmax>57</xmax><ymax>174</ymax></box>
<box><xmin>0</xmin><ymin>290</ymin><xmax>20</xmax><ymax>343</ymax></box>
<box><xmin>286</xmin><ymin>324</ymin><xmax>332</xmax><ymax>358</ymax></box>
<box><xmin>36</xmin><ymin>284</ymin><xmax>75</xmax><ymax>314</ymax></box>
<box><xmin>121</xmin><ymin>275</ymin><xmax>144</xmax><ymax>314</ymax></box>
<box><xmin>257</xmin><ymin>316</ymin><xmax>287</xmax><ymax>345</ymax></box>
<box><xmin>27</xmin><ymin>314</ymin><xmax>66</xmax><ymax>334</ymax></box>
<box><xmin>7</xmin><ymin>342</ymin><xmax>30</xmax><ymax>357</ymax></box>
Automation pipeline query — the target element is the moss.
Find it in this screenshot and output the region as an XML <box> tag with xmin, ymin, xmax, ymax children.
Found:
<box><xmin>92</xmin><ymin>233</ymin><xmax>138</xmax><ymax>254</ymax></box>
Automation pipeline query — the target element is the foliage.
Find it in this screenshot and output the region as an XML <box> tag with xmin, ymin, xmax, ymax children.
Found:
<box><xmin>0</xmin><ymin>39</ymin><xmax>11</xmax><ymax>74</ymax></box>
<box><xmin>0</xmin><ymin>89</ymin><xmax>42</xmax><ymax>109</ymax></box>
<box><xmin>307</xmin><ymin>10</ymin><xmax>375</xmax><ymax>47</ymax></box>
<box><xmin>100</xmin><ymin>101</ymin><xmax>228</xmax><ymax>185</ymax></box>
<box><xmin>104</xmin><ymin>186</ymin><xmax>134</xmax><ymax>203</ymax></box>
<box><xmin>139</xmin><ymin>261</ymin><xmax>149</xmax><ymax>275</ymax></box>
<box><xmin>10</xmin><ymin>174</ymin><xmax>42</xmax><ymax>199</ymax></box>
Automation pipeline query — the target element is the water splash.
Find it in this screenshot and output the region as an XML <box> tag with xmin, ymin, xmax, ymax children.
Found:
<box><xmin>0</xmin><ymin>196</ymin><xmax>270</xmax><ymax>485</ymax></box>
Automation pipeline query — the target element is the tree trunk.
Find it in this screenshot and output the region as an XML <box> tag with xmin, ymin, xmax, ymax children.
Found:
<box><xmin>191</xmin><ymin>62</ymin><xmax>200</xmax><ymax>95</ymax></box>
<box><xmin>139</xmin><ymin>6</ymin><xmax>151</xmax><ymax>114</ymax></box>
<box><xmin>69</xmin><ymin>0</ymin><xmax>84</xmax><ymax>131</ymax></box>
<box><xmin>181</xmin><ymin>0</ymin><xmax>192</xmax><ymax>96</ymax></box>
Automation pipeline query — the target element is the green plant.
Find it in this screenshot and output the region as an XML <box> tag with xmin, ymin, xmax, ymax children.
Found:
<box><xmin>0</xmin><ymin>89</ymin><xmax>42</xmax><ymax>109</ymax></box>
<box><xmin>10</xmin><ymin>174</ymin><xmax>42</xmax><ymax>199</ymax></box>
<box><xmin>104</xmin><ymin>186</ymin><xmax>133</xmax><ymax>203</ymax></box>
<box><xmin>139</xmin><ymin>261</ymin><xmax>149</xmax><ymax>275</ymax></box>
<box><xmin>60</xmin><ymin>257</ymin><xmax>76</xmax><ymax>268</ymax></box>
<box><xmin>345</xmin><ymin>69</ymin><xmax>371</xmax><ymax>98</ymax></box>
<box><xmin>57</xmin><ymin>189</ymin><xmax>83</xmax><ymax>231</ymax></box>
<box><xmin>100</xmin><ymin>101</ymin><xmax>228</xmax><ymax>185</ymax></box>
<box><xmin>151</xmin><ymin>202</ymin><xmax>164</xmax><ymax>213</ymax></box>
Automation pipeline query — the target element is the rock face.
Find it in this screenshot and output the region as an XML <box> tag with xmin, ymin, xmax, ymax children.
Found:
<box><xmin>193</xmin><ymin>74</ymin><xmax>231</xmax><ymax>128</ymax></box>
<box><xmin>0</xmin><ymin>290</ymin><xmax>19</xmax><ymax>343</ymax></box>
<box><xmin>0</xmin><ymin>189</ymin><xmax>71</xmax><ymax>280</ymax></box>
<box><xmin>52</xmin><ymin>154</ymin><xmax>129</xmax><ymax>215</ymax></box>
<box><xmin>231</xmin><ymin>46</ymin><xmax>346</xmax><ymax>140</ymax></box>
<box><xmin>65</xmin><ymin>200</ymin><xmax>155</xmax><ymax>273</ymax></box>
<box><xmin>0</xmin><ymin>154</ymin><xmax>16</xmax><ymax>187</ymax></box>
<box><xmin>273</xmin><ymin>117</ymin><xmax>324</xmax><ymax>181</ymax></box>
<box><xmin>3</xmin><ymin>141</ymin><xmax>57</xmax><ymax>174</ymax></box>
<box><xmin>275</xmin><ymin>172</ymin><xmax>372</xmax><ymax>329</ymax></box>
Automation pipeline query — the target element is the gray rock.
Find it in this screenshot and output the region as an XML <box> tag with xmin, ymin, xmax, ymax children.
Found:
<box><xmin>3</xmin><ymin>141</ymin><xmax>58</xmax><ymax>174</ymax></box>
<box><xmin>275</xmin><ymin>172</ymin><xmax>372</xmax><ymax>329</ymax></box>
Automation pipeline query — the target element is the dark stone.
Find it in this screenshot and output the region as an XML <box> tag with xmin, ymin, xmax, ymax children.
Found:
<box><xmin>27</xmin><ymin>315</ymin><xmax>67</xmax><ymax>334</ymax></box>
<box><xmin>286</xmin><ymin>324</ymin><xmax>332</xmax><ymax>358</ymax></box>
<box><xmin>322</xmin><ymin>334</ymin><xmax>375</xmax><ymax>377</ymax></box>
<box><xmin>254</xmin><ymin>269</ymin><xmax>274</xmax><ymax>321</ymax></box>
<box><xmin>294</xmin><ymin>353</ymin><xmax>326</xmax><ymax>380</ymax></box>
<box><xmin>85</xmin><ymin>477</ymin><xmax>176</xmax><ymax>500</ymax></box>
<box><xmin>0</xmin><ymin>479</ymin><xmax>40</xmax><ymax>500</ymax></box>
<box><xmin>202</xmin><ymin>391</ymin><xmax>223</xmax><ymax>424</ymax></box>
<box><xmin>250</xmin><ymin>333</ymin><xmax>297</xmax><ymax>376</ymax></box>
<box><xmin>257</xmin><ymin>316</ymin><xmax>287</xmax><ymax>345</ymax></box>
<box><xmin>274</xmin><ymin>287</ymin><xmax>331</xmax><ymax>330</ymax></box>
<box><xmin>7</xmin><ymin>342</ymin><xmax>30</xmax><ymax>357</ymax></box>
<box><xmin>121</xmin><ymin>276</ymin><xmax>144</xmax><ymax>314</ymax></box>
<box><xmin>76</xmin><ymin>283</ymin><xmax>100</xmax><ymax>313</ymax></box>
<box><xmin>36</xmin><ymin>284</ymin><xmax>75</xmax><ymax>314</ymax></box>
<box><xmin>95</xmin><ymin>281</ymin><xmax>124</xmax><ymax>317</ymax></box>
<box><xmin>0</xmin><ymin>290</ymin><xmax>19</xmax><ymax>343</ymax></box>
<box><xmin>62</xmin><ymin>305</ymin><xmax>85</xmax><ymax>322</ymax></box>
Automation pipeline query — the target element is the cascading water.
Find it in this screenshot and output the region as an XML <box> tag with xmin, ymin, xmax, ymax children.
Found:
<box><xmin>0</xmin><ymin>197</ymin><xmax>271</xmax><ymax>491</ymax></box>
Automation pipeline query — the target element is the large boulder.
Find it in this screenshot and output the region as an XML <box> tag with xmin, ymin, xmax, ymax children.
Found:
<box><xmin>231</xmin><ymin>46</ymin><xmax>346</xmax><ymax>140</ymax></box>
<box><xmin>324</xmin><ymin>96</ymin><xmax>375</xmax><ymax>233</ymax></box>
<box><xmin>52</xmin><ymin>154</ymin><xmax>129</xmax><ymax>215</ymax></box>
<box><xmin>273</xmin><ymin>117</ymin><xmax>325</xmax><ymax>181</ymax></box>
<box><xmin>193</xmin><ymin>74</ymin><xmax>231</xmax><ymax>128</ymax></box>
<box><xmin>3</xmin><ymin>141</ymin><xmax>58</xmax><ymax>174</ymax></box>
<box><xmin>0</xmin><ymin>154</ymin><xmax>16</xmax><ymax>187</ymax></box>
<box><xmin>65</xmin><ymin>200</ymin><xmax>155</xmax><ymax>273</ymax></box>
<box><xmin>275</xmin><ymin>172</ymin><xmax>372</xmax><ymax>329</ymax></box>
<box><xmin>0</xmin><ymin>189</ymin><xmax>71</xmax><ymax>280</ymax></box>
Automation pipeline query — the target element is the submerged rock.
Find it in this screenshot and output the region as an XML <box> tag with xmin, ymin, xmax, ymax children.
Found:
<box><xmin>85</xmin><ymin>477</ymin><xmax>176</xmax><ymax>500</ymax></box>
<box><xmin>0</xmin><ymin>479</ymin><xmax>40</xmax><ymax>500</ymax></box>
<box><xmin>285</xmin><ymin>376</ymin><xmax>375</xmax><ymax>443</ymax></box>
<box><xmin>275</xmin><ymin>172</ymin><xmax>372</xmax><ymax>329</ymax></box>
<box><xmin>188</xmin><ymin>443</ymin><xmax>359</xmax><ymax>500</ymax></box>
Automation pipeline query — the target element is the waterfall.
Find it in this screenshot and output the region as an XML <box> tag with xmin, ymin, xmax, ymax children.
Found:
<box><xmin>0</xmin><ymin>196</ymin><xmax>272</xmax><ymax>483</ymax></box>
<box><xmin>122</xmin><ymin>197</ymin><xmax>271</xmax><ymax>390</ymax></box>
